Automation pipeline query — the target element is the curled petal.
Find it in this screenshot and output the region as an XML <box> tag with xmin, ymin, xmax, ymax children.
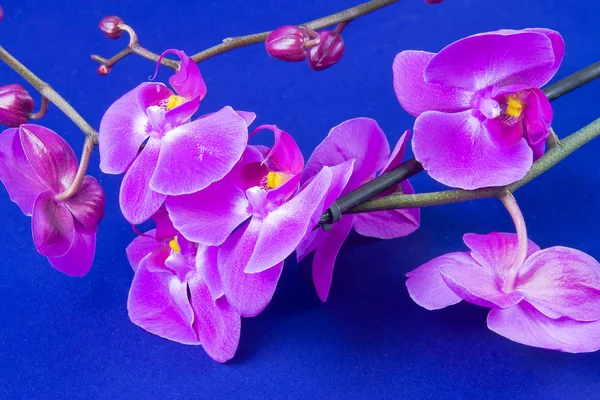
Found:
<box><xmin>393</xmin><ymin>51</ymin><xmax>473</xmax><ymax>116</ymax></box>
<box><xmin>157</xmin><ymin>49</ymin><xmax>207</xmax><ymax>101</ymax></box>
<box><xmin>252</xmin><ymin>125</ymin><xmax>304</xmax><ymax>176</ymax></box>
<box><xmin>126</xmin><ymin>229</ymin><xmax>162</xmax><ymax>272</ymax></box>
<box><xmin>48</xmin><ymin>225</ymin><xmax>96</xmax><ymax>277</ymax></box>
<box><xmin>99</xmin><ymin>83</ymin><xmax>169</xmax><ymax>174</ymax></box>
<box><xmin>63</xmin><ymin>176</ymin><xmax>105</xmax><ymax>234</ymax></box>
<box><xmin>488</xmin><ymin>303</ymin><xmax>600</xmax><ymax>353</ymax></box>
<box><xmin>19</xmin><ymin>125</ymin><xmax>77</xmax><ymax>194</ymax></box>
<box><xmin>119</xmin><ymin>138</ymin><xmax>165</xmax><ymax>224</ymax></box>
<box><xmin>32</xmin><ymin>190</ymin><xmax>75</xmax><ymax>258</ymax></box>
<box><xmin>516</xmin><ymin>247</ymin><xmax>600</xmax><ymax>321</ymax></box>
<box><xmin>381</xmin><ymin>130</ymin><xmax>410</xmax><ymax>173</ymax></box>
<box><xmin>0</xmin><ymin>128</ymin><xmax>45</xmax><ymax>214</ymax></box>
<box><xmin>236</xmin><ymin>111</ymin><xmax>257</xmax><ymax>127</ymax></box>
<box><xmin>524</xmin><ymin>88</ymin><xmax>552</xmax><ymax>146</ymax></box>
<box><xmin>405</xmin><ymin>253</ymin><xmax>467</xmax><ymax>310</ymax></box>
<box><xmin>150</xmin><ymin>106</ymin><xmax>248</xmax><ymax>196</ymax></box>
<box><xmin>165</xmin><ymin>96</ymin><xmax>201</xmax><ymax>127</ymax></box>
<box><xmin>413</xmin><ymin>110</ymin><xmax>533</xmax><ymax>189</ymax></box>
<box><xmin>424</xmin><ymin>31</ymin><xmax>556</xmax><ymax>91</ymax></box>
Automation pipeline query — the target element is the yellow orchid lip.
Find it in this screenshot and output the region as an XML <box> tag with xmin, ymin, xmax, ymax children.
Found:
<box><xmin>505</xmin><ymin>95</ymin><xmax>524</xmax><ymax>118</ymax></box>
<box><xmin>266</xmin><ymin>171</ymin><xmax>289</xmax><ymax>189</ymax></box>
<box><xmin>169</xmin><ymin>236</ymin><xmax>181</xmax><ymax>253</ymax></box>
<box><xmin>165</xmin><ymin>95</ymin><xmax>186</xmax><ymax>111</ymax></box>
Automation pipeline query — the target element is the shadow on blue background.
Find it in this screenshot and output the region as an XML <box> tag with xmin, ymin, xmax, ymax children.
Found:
<box><xmin>1</xmin><ymin>1</ymin><xmax>599</xmax><ymax>399</ymax></box>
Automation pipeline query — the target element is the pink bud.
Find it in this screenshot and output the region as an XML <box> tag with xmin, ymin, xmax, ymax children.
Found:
<box><xmin>98</xmin><ymin>16</ymin><xmax>123</xmax><ymax>39</ymax></box>
<box><xmin>0</xmin><ymin>84</ymin><xmax>34</xmax><ymax>127</ymax></box>
<box><xmin>97</xmin><ymin>65</ymin><xmax>112</xmax><ymax>76</ymax></box>
<box><xmin>307</xmin><ymin>31</ymin><xmax>344</xmax><ymax>71</ymax></box>
<box><xmin>265</xmin><ymin>26</ymin><xmax>311</xmax><ymax>62</ymax></box>
<box><xmin>425</xmin><ymin>0</ymin><xmax>444</xmax><ymax>4</ymax></box>
<box><xmin>0</xmin><ymin>6</ymin><xmax>4</xmax><ymax>23</ymax></box>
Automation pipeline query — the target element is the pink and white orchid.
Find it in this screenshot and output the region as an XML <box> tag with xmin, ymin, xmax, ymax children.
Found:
<box><xmin>297</xmin><ymin>118</ymin><xmax>420</xmax><ymax>302</ymax></box>
<box><xmin>98</xmin><ymin>49</ymin><xmax>249</xmax><ymax>224</ymax></box>
<box><xmin>0</xmin><ymin>124</ymin><xmax>105</xmax><ymax>276</ymax></box>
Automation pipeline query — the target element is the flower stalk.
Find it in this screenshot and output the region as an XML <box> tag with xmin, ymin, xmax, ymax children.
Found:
<box><xmin>55</xmin><ymin>136</ymin><xmax>95</xmax><ymax>202</ymax></box>
<box><xmin>499</xmin><ymin>191</ymin><xmax>528</xmax><ymax>292</ymax></box>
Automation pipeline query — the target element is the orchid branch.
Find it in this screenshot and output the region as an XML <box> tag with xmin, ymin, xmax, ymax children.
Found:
<box><xmin>0</xmin><ymin>45</ymin><xmax>99</xmax><ymax>144</ymax></box>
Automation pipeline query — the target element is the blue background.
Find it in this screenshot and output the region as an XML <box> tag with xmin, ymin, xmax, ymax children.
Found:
<box><xmin>1</xmin><ymin>0</ymin><xmax>599</xmax><ymax>399</ymax></box>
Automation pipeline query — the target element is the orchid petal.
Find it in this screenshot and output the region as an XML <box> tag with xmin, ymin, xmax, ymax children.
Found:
<box><xmin>188</xmin><ymin>278</ymin><xmax>241</xmax><ymax>363</ymax></box>
<box><xmin>424</xmin><ymin>31</ymin><xmax>556</xmax><ymax>91</ymax></box>
<box><xmin>236</xmin><ymin>111</ymin><xmax>256</xmax><ymax>127</ymax></box>
<box><xmin>150</xmin><ymin>106</ymin><xmax>248</xmax><ymax>195</ymax></box>
<box><xmin>392</xmin><ymin>50</ymin><xmax>473</xmax><ymax>116</ymax></box>
<box><xmin>126</xmin><ymin>229</ymin><xmax>162</xmax><ymax>272</ymax></box>
<box><xmin>164</xmin><ymin>96</ymin><xmax>201</xmax><ymax>127</ymax></box>
<box><xmin>488</xmin><ymin>303</ymin><xmax>600</xmax><ymax>353</ymax></box>
<box><xmin>253</xmin><ymin>125</ymin><xmax>304</xmax><ymax>175</ymax></box>
<box><xmin>32</xmin><ymin>190</ymin><xmax>75</xmax><ymax>258</ymax></box>
<box><xmin>99</xmin><ymin>83</ymin><xmax>170</xmax><ymax>174</ymax></box>
<box><xmin>196</xmin><ymin>245</ymin><xmax>224</xmax><ymax>301</ymax></box>
<box><xmin>48</xmin><ymin>225</ymin><xmax>96</xmax><ymax>277</ymax></box>
<box><xmin>517</xmin><ymin>247</ymin><xmax>600</xmax><ymax>321</ymax></box>
<box><xmin>413</xmin><ymin>110</ymin><xmax>533</xmax><ymax>189</ymax></box>
<box><xmin>119</xmin><ymin>138</ymin><xmax>165</xmax><ymax>224</ymax></box>
<box><xmin>381</xmin><ymin>130</ymin><xmax>410</xmax><ymax>173</ymax></box>
<box><xmin>160</xmin><ymin>49</ymin><xmax>207</xmax><ymax>100</ymax></box>
<box><xmin>0</xmin><ymin>128</ymin><xmax>45</xmax><ymax>214</ymax></box>
<box><xmin>405</xmin><ymin>253</ymin><xmax>467</xmax><ymax>310</ymax></box>
<box><xmin>63</xmin><ymin>176</ymin><xmax>105</xmax><ymax>234</ymax></box>
<box><xmin>19</xmin><ymin>125</ymin><xmax>77</xmax><ymax>194</ymax></box>
<box><xmin>524</xmin><ymin>88</ymin><xmax>552</xmax><ymax>146</ymax></box>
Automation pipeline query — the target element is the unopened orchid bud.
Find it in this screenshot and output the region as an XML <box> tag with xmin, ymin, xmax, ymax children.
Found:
<box><xmin>0</xmin><ymin>84</ymin><xmax>34</xmax><ymax>127</ymax></box>
<box><xmin>308</xmin><ymin>31</ymin><xmax>345</xmax><ymax>71</ymax></box>
<box><xmin>99</xmin><ymin>16</ymin><xmax>123</xmax><ymax>39</ymax></box>
<box><xmin>0</xmin><ymin>5</ymin><xmax>4</xmax><ymax>23</ymax></box>
<box><xmin>425</xmin><ymin>0</ymin><xmax>444</xmax><ymax>4</ymax></box>
<box><xmin>265</xmin><ymin>26</ymin><xmax>311</xmax><ymax>62</ymax></box>
<box><xmin>97</xmin><ymin>65</ymin><xmax>112</xmax><ymax>76</ymax></box>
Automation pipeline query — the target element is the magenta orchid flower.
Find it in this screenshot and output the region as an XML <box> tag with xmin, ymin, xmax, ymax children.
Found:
<box><xmin>393</xmin><ymin>29</ymin><xmax>564</xmax><ymax>189</ymax></box>
<box><xmin>0</xmin><ymin>124</ymin><xmax>105</xmax><ymax>276</ymax></box>
<box><xmin>297</xmin><ymin>118</ymin><xmax>420</xmax><ymax>302</ymax></box>
<box><xmin>99</xmin><ymin>49</ymin><xmax>249</xmax><ymax>224</ymax></box>
<box><xmin>126</xmin><ymin>208</ymin><xmax>240</xmax><ymax>363</ymax></box>
<box><xmin>167</xmin><ymin>125</ymin><xmax>347</xmax><ymax>316</ymax></box>
<box><xmin>406</xmin><ymin>232</ymin><xmax>600</xmax><ymax>353</ymax></box>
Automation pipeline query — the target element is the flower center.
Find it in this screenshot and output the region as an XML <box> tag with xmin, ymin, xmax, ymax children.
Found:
<box><xmin>169</xmin><ymin>236</ymin><xmax>181</xmax><ymax>253</ymax></box>
<box><xmin>505</xmin><ymin>95</ymin><xmax>524</xmax><ymax>118</ymax></box>
<box><xmin>165</xmin><ymin>95</ymin><xmax>186</xmax><ymax>110</ymax></box>
<box><xmin>266</xmin><ymin>171</ymin><xmax>288</xmax><ymax>189</ymax></box>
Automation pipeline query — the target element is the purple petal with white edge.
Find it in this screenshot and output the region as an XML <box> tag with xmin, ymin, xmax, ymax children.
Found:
<box><xmin>413</xmin><ymin>110</ymin><xmax>533</xmax><ymax>190</ymax></box>
<box><xmin>393</xmin><ymin>51</ymin><xmax>474</xmax><ymax>117</ymax></box>
<box><xmin>99</xmin><ymin>83</ymin><xmax>170</xmax><ymax>174</ymax></box>
<box><xmin>218</xmin><ymin>223</ymin><xmax>283</xmax><ymax>316</ymax></box>
<box><xmin>126</xmin><ymin>229</ymin><xmax>162</xmax><ymax>272</ymax></box>
<box><xmin>32</xmin><ymin>190</ymin><xmax>75</xmax><ymax>258</ymax></box>
<box><xmin>19</xmin><ymin>125</ymin><xmax>77</xmax><ymax>194</ymax></box>
<box><xmin>127</xmin><ymin>252</ymin><xmax>199</xmax><ymax>345</ymax></box>
<box><xmin>63</xmin><ymin>176</ymin><xmax>105</xmax><ymax>234</ymax></box>
<box><xmin>48</xmin><ymin>224</ymin><xmax>96</xmax><ymax>277</ymax></box>
<box><xmin>0</xmin><ymin>128</ymin><xmax>45</xmax><ymax>214</ymax></box>
<box><xmin>188</xmin><ymin>278</ymin><xmax>241</xmax><ymax>363</ymax></box>
<box><xmin>244</xmin><ymin>167</ymin><xmax>332</xmax><ymax>274</ymax></box>
<box><xmin>487</xmin><ymin>302</ymin><xmax>600</xmax><ymax>353</ymax></box>
<box><xmin>516</xmin><ymin>246</ymin><xmax>600</xmax><ymax>321</ymax></box>
<box><xmin>302</xmin><ymin>118</ymin><xmax>389</xmax><ymax>192</ymax></box>
<box><xmin>405</xmin><ymin>253</ymin><xmax>467</xmax><ymax>310</ymax></box>
<box><xmin>151</xmin><ymin>106</ymin><xmax>248</xmax><ymax>196</ymax></box>
<box><xmin>524</xmin><ymin>88</ymin><xmax>552</xmax><ymax>146</ymax></box>
<box><xmin>439</xmin><ymin>259</ymin><xmax>523</xmax><ymax>309</ymax></box>
<box><xmin>312</xmin><ymin>216</ymin><xmax>353</xmax><ymax>302</ymax></box>
<box><xmin>253</xmin><ymin>125</ymin><xmax>304</xmax><ymax>175</ymax></box>
<box><xmin>157</xmin><ymin>50</ymin><xmax>207</xmax><ymax>101</ymax></box>
<box><xmin>464</xmin><ymin>232</ymin><xmax>540</xmax><ymax>283</ymax></box>
<box><xmin>119</xmin><ymin>138</ymin><xmax>165</xmax><ymax>224</ymax></box>
<box><xmin>424</xmin><ymin>31</ymin><xmax>555</xmax><ymax>91</ymax></box>
<box><xmin>196</xmin><ymin>245</ymin><xmax>224</xmax><ymax>301</ymax></box>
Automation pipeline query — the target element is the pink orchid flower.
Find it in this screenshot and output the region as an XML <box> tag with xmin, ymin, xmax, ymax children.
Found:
<box><xmin>393</xmin><ymin>29</ymin><xmax>564</xmax><ymax>189</ymax></box>
<box><xmin>98</xmin><ymin>49</ymin><xmax>249</xmax><ymax>224</ymax></box>
<box><xmin>0</xmin><ymin>125</ymin><xmax>105</xmax><ymax>276</ymax></box>
<box><xmin>297</xmin><ymin>118</ymin><xmax>420</xmax><ymax>302</ymax></box>
<box><xmin>167</xmin><ymin>125</ymin><xmax>350</xmax><ymax>316</ymax></box>
<box><xmin>406</xmin><ymin>232</ymin><xmax>600</xmax><ymax>353</ymax></box>
<box><xmin>126</xmin><ymin>208</ymin><xmax>240</xmax><ymax>363</ymax></box>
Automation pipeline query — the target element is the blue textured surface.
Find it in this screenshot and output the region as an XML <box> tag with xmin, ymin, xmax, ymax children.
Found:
<box><xmin>1</xmin><ymin>1</ymin><xmax>599</xmax><ymax>399</ymax></box>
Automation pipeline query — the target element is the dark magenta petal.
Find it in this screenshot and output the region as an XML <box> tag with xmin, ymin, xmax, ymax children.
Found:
<box><xmin>64</xmin><ymin>176</ymin><xmax>105</xmax><ymax>234</ymax></box>
<box><xmin>164</xmin><ymin>95</ymin><xmax>201</xmax><ymax>127</ymax></box>
<box><xmin>0</xmin><ymin>127</ymin><xmax>45</xmax><ymax>215</ymax></box>
<box><xmin>251</xmin><ymin>124</ymin><xmax>304</xmax><ymax>176</ymax></box>
<box><xmin>32</xmin><ymin>190</ymin><xmax>75</xmax><ymax>258</ymax></box>
<box><xmin>188</xmin><ymin>278</ymin><xmax>241</xmax><ymax>363</ymax></box>
<box><xmin>19</xmin><ymin>124</ymin><xmax>78</xmax><ymax>194</ymax></box>
<box><xmin>119</xmin><ymin>138</ymin><xmax>166</xmax><ymax>224</ymax></box>
<box><xmin>48</xmin><ymin>224</ymin><xmax>96</xmax><ymax>277</ymax></box>
<box><xmin>413</xmin><ymin>110</ymin><xmax>533</xmax><ymax>189</ymax></box>
<box><xmin>151</xmin><ymin>207</ymin><xmax>178</xmax><ymax>242</ymax></box>
<box><xmin>524</xmin><ymin>88</ymin><xmax>552</xmax><ymax>146</ymax></box>
<box><xmin>424</xmin><ymin>30</ymin><xmax>556</xmax><ymax>91</ymax></box>
<box><xmin>157</xmin><ymin>49</ymin><xmax>207</xmax><ymax>101</ymax></box>
<box><xmin>488</xmin><ymin>303</ymin><xmax>600</xmax><ymax>353</ymax></box>
<box><xmin>484</xmin><ymin>116</ymin><xmax>525</xmax><ymax>149</ymax></box>
<box><xmin>393</xmin><ymin>50</ymin><xmax>474</xmax><ymax>116</ymax></box>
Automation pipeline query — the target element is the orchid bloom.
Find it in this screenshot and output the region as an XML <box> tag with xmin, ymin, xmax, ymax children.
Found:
<box><xmin>126</xmin><ymin>208</ymin><xmax>240</xmax><ymax>363</ymax></box>
<box><xmin>167</xmin><ymin>125</ymin><xmax>348</xmax><ymax>316</ymax></box>
<box><xmin>406</xmin><ymin>232</ymin><xmax>600</xmax><ymax>353</ymax></box>
<box><xmin>98</xmin><ymin>49</ymin><xmax>249</xmax><ymax>224</ymax></box>
<box><xmin>0</xmin><ymin>125</ymin><xmax>105</xmax><ymax>276</ymax></box>
<box><xmin>393</xmin><ymin>29</ymin><xmax>564</xmax><ymax>189</ymax></box>
<box><xmin>297</xmin><ymin>118</ymin><xmax>420</xmax><ymax>302</ymax></box>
